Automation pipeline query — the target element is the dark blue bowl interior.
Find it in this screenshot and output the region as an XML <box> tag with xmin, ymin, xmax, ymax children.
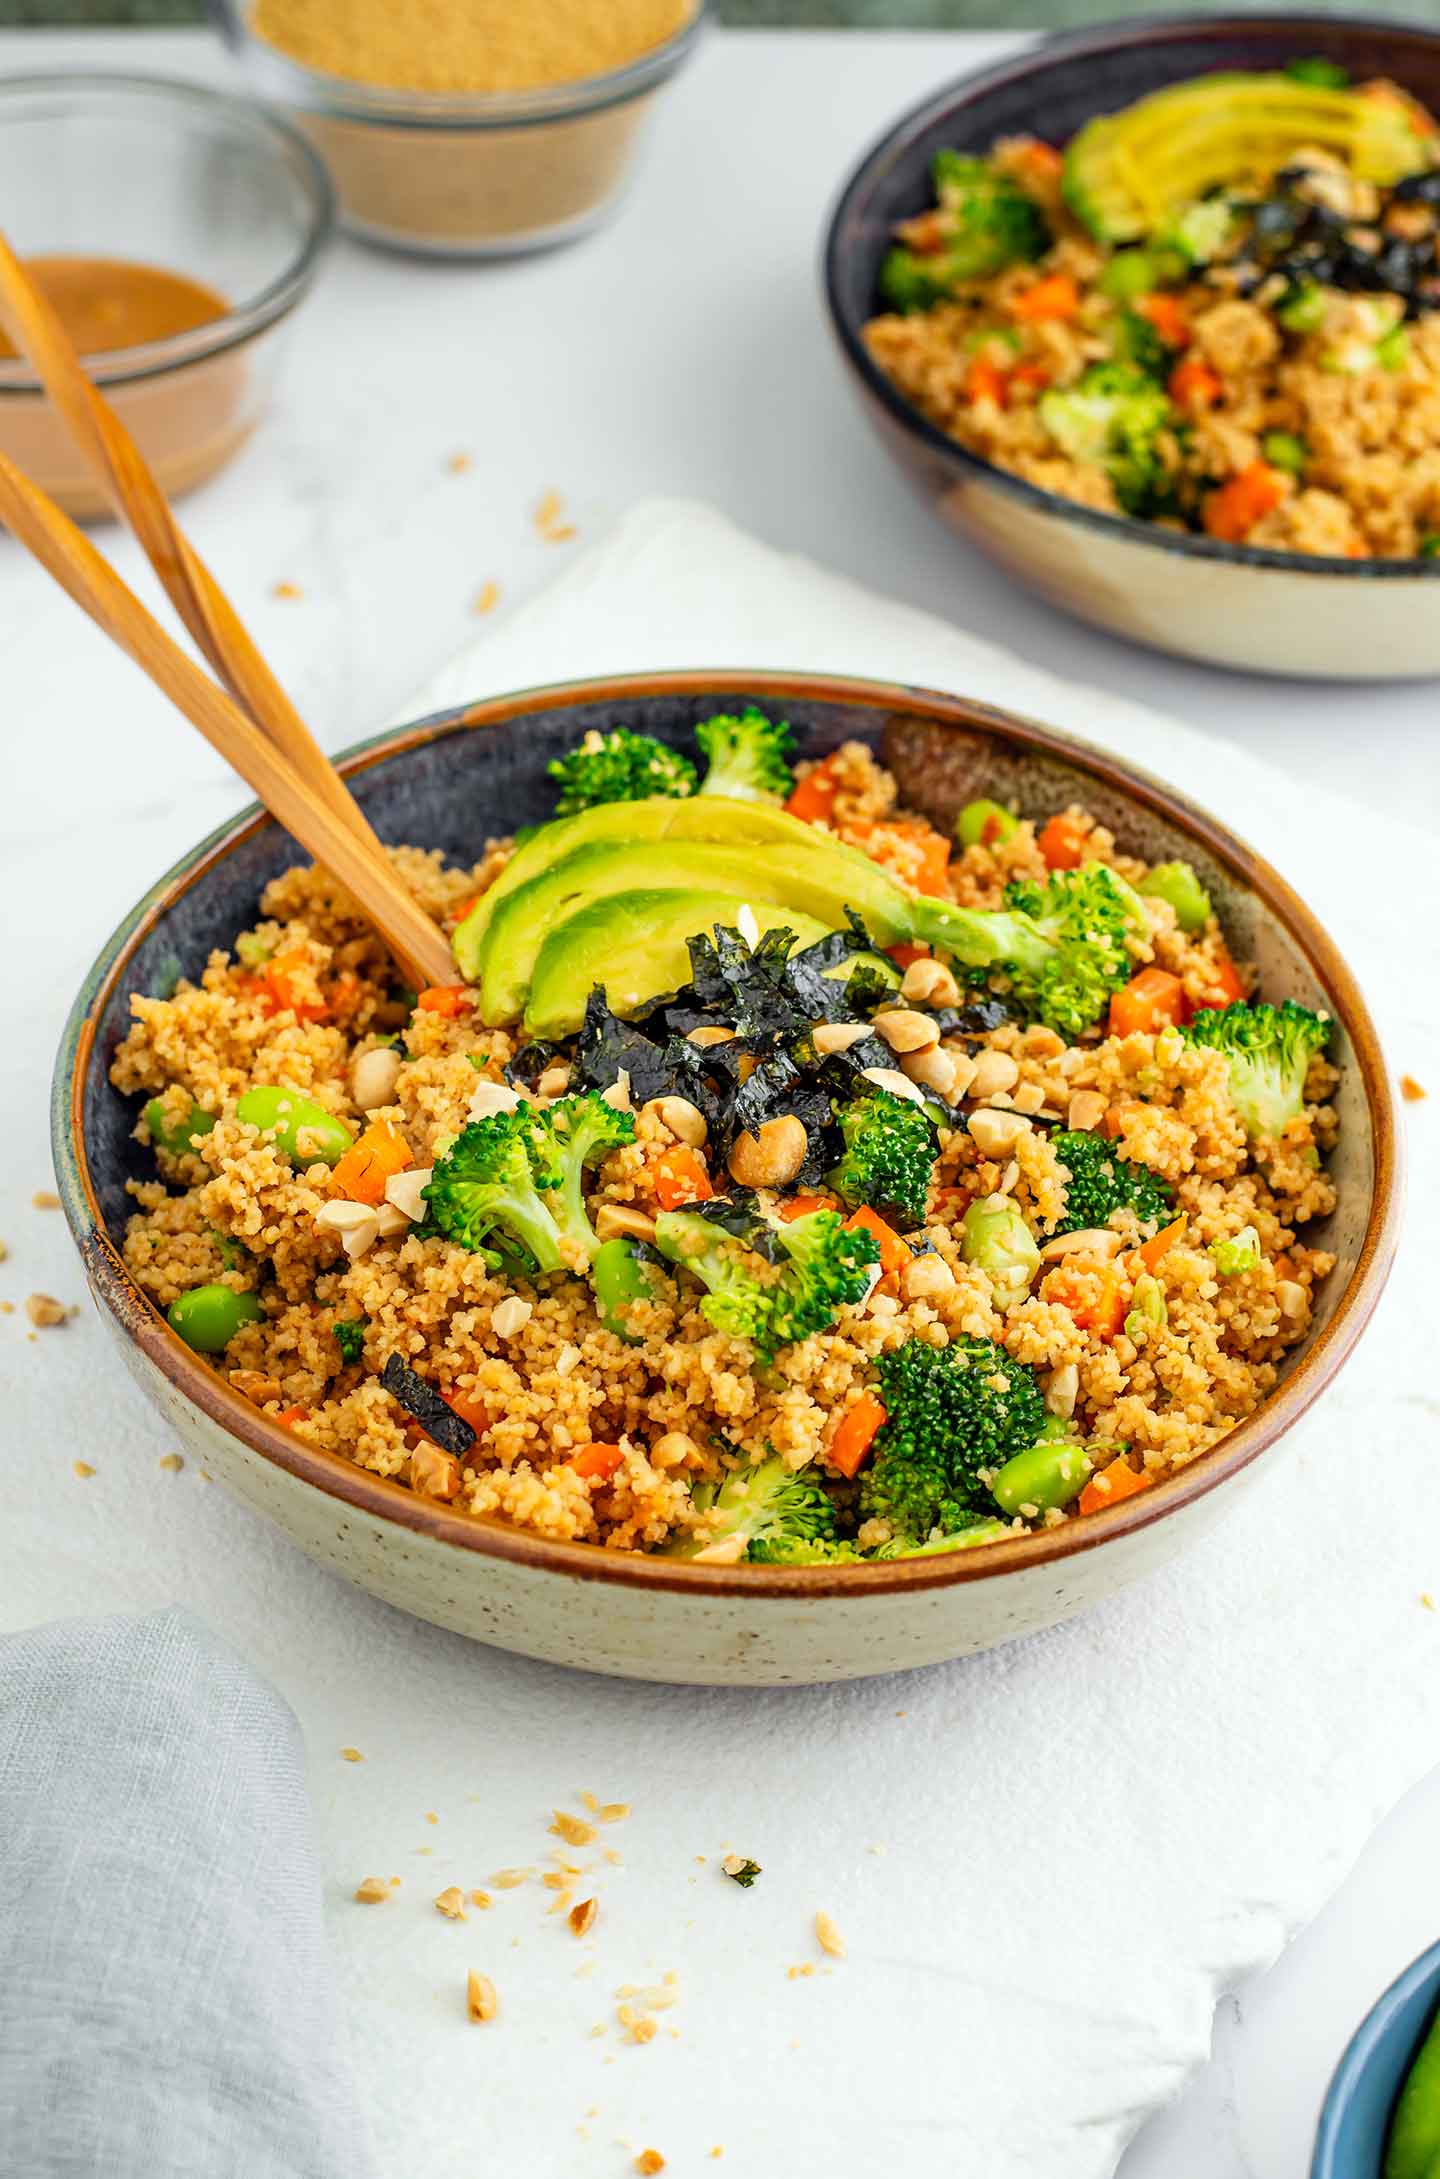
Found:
<box><xmin>826</xmin><ymin>12</ymin><xmax>1440</xmax><ymax>392</ymax></box>
<box><xmin>1313</xmin><ymin>1940</ymin><xmax>1440</xmax><ymax>2178</ymax></box>
<box><xmin>76</xmin><ymin>689</ymin><xmax>907</xmax><ymax>1245</ymax></box>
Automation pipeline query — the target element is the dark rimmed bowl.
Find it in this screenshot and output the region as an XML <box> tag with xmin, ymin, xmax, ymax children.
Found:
<box><xmin>823</xmin><ymin>12</ymin><xmax>1440</xmax><ymax>680</ymax></box>
<box><xmin>1313</xmin><ymin>1939</ymin><xmax>1440</xmax><ymax>2177</ymax></box>
<box><xmin>53</xmin><ymin>673</ymin><xmax>1402</xmax><ymax>1684</ymax></box>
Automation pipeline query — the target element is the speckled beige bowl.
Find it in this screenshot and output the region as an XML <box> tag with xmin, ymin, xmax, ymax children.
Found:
<box><xmin>54</xmin><ymin>673</ymin><xmax>1402</xmax><ymax>1684</ymax></box>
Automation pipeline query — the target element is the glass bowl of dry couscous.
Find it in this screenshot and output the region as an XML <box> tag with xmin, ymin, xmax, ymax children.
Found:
<box><xmin>210</xmin><ymin>0</ymin><xmax>703</xmax><ymax>257</ymax></box>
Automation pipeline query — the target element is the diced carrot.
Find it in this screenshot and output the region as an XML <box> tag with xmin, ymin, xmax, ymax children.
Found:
<box><xmin>254</xmin><ymin>949</ymin><xmax>330</xmax><ymax>1022</ymax></box>
<box><xmin>275</xmin><ymin>1405</ymin><xmax>309</xmax><ymax>1429</ymax></box>
<box><xmin>965</xmin><ymin>354</ymin><xmax>1010</xmax><ymax>407</ymax></box>
<box><xmin>1020</xmin><ymin>139</ymin><xmax>1063</xmax><ymax>180</ymax></box>
<box><xmin>572</xmin><ymin>1442</ymin><xmax>624</xmax><ymax>1481</ymax></box>
<box><xmin>1008</xmin><ymin>359</ymin><xmax>1053</xmax><ymax>395</ymax></box>
<box><xmin>326</xmin><ymin>970</ymin><xmax>363</xmax><ymax>1022</ymax></box>
<box><xmin>652</xmin><ymin>1144</ymin><xmax>713</xmax><ymax>1211</ymax></box>
<box><xmin>446</xmin><ymin>1389</ymin><xmax>490</xmax><ymax>1436</ymax></box>
<box><xmin>1135</xmin><ymin>292</ymin><xmax>1190</xmax><ymax>348</ymax></box>
<box><xmin>1078</xmin><ymin>1458</ymin><xmax>1156</xmax><ymax>1517</ymax></box>
<box><xmin>1200</xmin><ymin>948</ymin><xmax>1245</xmax><ymax>1006</ymax></box>
<box><xmin>1010</xmin><ymin>271</ymin><xmax>1079</xmax><ymax>321</ymax></box>
<box><xmin>887</xmin><ymin>942</ymin><xmax>931</xmax><ymax>970</ymax></box>
<box><xmin>785</xmin><ymin>754</ymin><xmax>842</xmax><ymax>826</ymax></box>
<box><xmin>905</xmin><ymin>822</ymin><xmax>952</xmax><ymax>897</ymax></box>
<box><xmin>1203</xmin><ymin>460</ymin><xmax>1287</xmax><ymax>544</ymax></box>
<box><xmin>329</xmin><ymin>1118</ymin><xmax>411</xmax><ymax>1206</ymax></box>
<box><xmin>1109</xmin><ymin>967</ymin><xmax>1188</xmax><ymax>1039</ymax></box>
<box><xmin>416</xmin><ymin>985</ymin><xmax>471</xmax><ymax>1017</ymax></box>
<box><xmin>1040</xmin><ymin>1258</ymin><xmax>1128</xmax><ymax>1340</ymax></box>
<box><xmin>1345</xmin><ymin>535</ymin><xmax>1371</xmax><ymax>559</ymax></box>
<box><xmin>829</xmin><ymin>1391</ymin><xmax>887</xmax><ymax>1480</ymax></box>
<box><xmin>1137</xmin><ymin>1215</ymin><xmax>1187</xmax><ymax>1273</ymax></box>
<box><xmin>1037</xmin><ymin>813</ymin><xmax>1088</xmax><ymax>870</ymax></box>
<box><xmin>845</xmin><ymin>1206</ymin><xmax>909</xmax><ymax>1276</ymax></box>
<box><xmin>450</xmin><ymin>895</ymin><xmax>480</xmax><ymax>924</ymax></box>
<box><xmin>778</xmin><ymin>1193</ymin><xmax>835</xmax><ymax>1222</ymax></box>
<box><xmin>1168</xmin><ymin>356</ymin><xmax>1223</xmax><ymax>414</ymax></box>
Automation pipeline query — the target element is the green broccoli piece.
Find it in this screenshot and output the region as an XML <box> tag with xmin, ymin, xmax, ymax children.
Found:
<box><xmin>1154</xmin><ymin>196</ymin><xmax>1236</xmax><ymax>267</ymax></box>
<box><xmin>333</xmin><ymin>1317</ymin><xmax>367</xmax><ymax>1364</ymax></box>
<box><xmin>826</xmin><ymin>1087</ymin><xmax>938</xmax><ymax>1230</ymax></box>
<box><xmin>1112</xmin><ymin>308</ymin><xmax>1174</xmax><ymax>380</ymax></box>
<box><xmin>1211</xmin><ymin>1225</ymin><xmax>1262</xmax><ymax>1277</ymax></box>
<box><xmin>1048</xmin><ymin>1129</ymin><xmax>1173</xmax><ymax>1236</ymax></box>
<box><xmin>664</xmin><ymin>1454</ymin><xmax>842</xmax><ymax>1562</ymax></box>
<box><xmin>693</xmin><ymin>707</ymin><xmax>795</xmax><ymax>803</ymax></box>
<box><xmin>722</xmin><ymin>1856</ymin><xmax>763</xmax><ymax>1885</ymax></box>
<box><xmin>998</xmin><ymin>863</ymin><xmax>1149</xmax><ymax>1038</ymax></box>
<box><xmin>867</xmin><ymin>1519</ymin><xmax>1012</xmax><ymax>1558</ymax></box>
<box><xmin>547</xmin><ymin>727</ymin><xmax>697</xmax><ymax>816</ymax></box>
<box><xmin>653</xmin><ymin>1198</ymin><xmax>880</xmax><ymax>1355</ymax></box>
<box><xmin>879</xmin><ymin>150</ymin><xmax>1048</xmax><ymax>311</ymax></box>
<box><xmin>1039</xmin><ymin>362</ymin><xmax>1175</xmax><ymax>515</ymax></box>
<box><xmin>859</xmin><ymin>1336</ymin><xmax>1048</xmax><ymax>1544</ymax></box>
<box><xmin>424</xmin><ymin>1093</ymin><xmax>635</xmax><ymax>1273</ymax></box>
<box><xmin>1183</xmin><ymin>1000</ymin><xmax>1331</xmax><ymax>1144</ymax></box>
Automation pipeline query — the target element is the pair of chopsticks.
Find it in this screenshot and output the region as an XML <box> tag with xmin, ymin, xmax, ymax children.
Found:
<box><xmin>0</xmin><ymin>231</ymin><xmax>455</xmax><ymax>992</ymax></box>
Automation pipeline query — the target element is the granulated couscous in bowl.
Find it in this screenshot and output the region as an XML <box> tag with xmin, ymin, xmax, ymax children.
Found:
<box><xmin>212</xmin><ymin>0</ymin><xmax>701</xmax><ymax>257</ymax></box>
<box><xmin>108</xmin><ymin>707</ymin><xmax>1344</xmax><ymax>1569</ymax></box>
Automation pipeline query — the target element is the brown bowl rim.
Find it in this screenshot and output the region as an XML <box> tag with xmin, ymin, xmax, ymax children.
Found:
<box><xmin>821</xmin><ymin>8</ymin><xmax>1440</xmax><ymax>581</ymax></box>
<box><xmin>57</xmin><ymin>668</ymin><xmax>1403</xmax><ymax>1600</ymax></box>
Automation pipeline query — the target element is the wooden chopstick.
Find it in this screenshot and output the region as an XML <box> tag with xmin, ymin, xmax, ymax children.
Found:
<box><xmin>0</xmin><ymin>444</ymin><xmax>456</xmax><ymax>992</ymax></box>
<box><xmin>0</xmin><ymin>228</ymin><xmax>387</xmax><ymax>859</ymax></box>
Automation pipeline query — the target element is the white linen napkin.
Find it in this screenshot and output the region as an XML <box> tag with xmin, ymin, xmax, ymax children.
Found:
<box><xmin>394</xmin><ymin>498</ymin><xmax>1440</xmax><ymax>2175</ymax></box>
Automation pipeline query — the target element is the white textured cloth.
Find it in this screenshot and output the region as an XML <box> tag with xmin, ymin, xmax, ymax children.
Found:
<box><xmin>0</xmin><ymin>1610</ymin><xmax>375</xmax><ymax>2179</ymax></box>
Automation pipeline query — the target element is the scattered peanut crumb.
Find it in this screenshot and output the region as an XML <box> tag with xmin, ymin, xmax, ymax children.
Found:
<box><xmin>340</xmin><ymin>1746</ymin><xmax>364</xmax><ymax>1762</ymax></box>
<box><xmin>353</xmin><ymin>1876</ymin><xmax>392</xmax><ymax>1904</ymax></box>
<box><xmin>158</xmin><ymin>1453</ymin><xmax>184</xmax><ymax>1473</ymax></box>
<box><xmin>492</xmin><ymin>1867</ymin><xmax>530</xmax><ymax>1888</ymax></box>
<box><xmin>786</xmin><ymin>1963</ymin><xmax>814</xmax><ymax>1980</ymax></box>
<box><xmin>272</xmin><ymin>579</ymin><xmax>303</xmax><ymax>601</ymax></box>
<box><xmin>32</xmin><ymin>1190</ymin><xmax>60</xmax><ymax>1210</ymax></box>
<box><xmin>1422</xmin><ymin>1593</ymin><xmax>1435</xmax><ymax>1611</ymax></box>
<box><xmin>599</xmin><ymin>1802</ymin><xmax>631</xmax><ymax>1823</ymax></box>
<box><xmin>447</xmin><ymin>451</ymin><xmax>472</xmax><ymax>474</ymax></box>
<box><xmin>635</xmin><ymin>2152</ymin><xmax>665</xmax><ymax>2175</ymax></box>
<box><xmin>815</xmin><ymin>1911</ymin><xmax>846</xmax><ymax>1959</ymax></box>
<box><xmin>0</xmin><ymin>1301</ymin><xmax>12</xmax><ymax>1313</ymax></box>
<box><xmin>424</xmin><ymin>1811</ymin><xmax>438</xmax><ymax>1824</ymax></box>
<box><xmin>466</xmin><ymin>1969</ymin><xmax>498</xmax><ymax>2023</ymax></box>
<box><xmin>604</xmin><ymin>1849</ymin><xmax>624</xmax><ymax>1866</ymax></box>
<box><xmin>534</xmin><ymin>488</ymin><xmax>577</xmax><ymax>543</ymax></box>
<box><xmin>710</xmin><ymin>2150</ymin><xmax>724</xmax><ymax>2161</ymax></box>
<box><xmin>1402</xmin><ymin>1074</ymin><xmax>1427</xmax><ymax>1102</ymax></box>
<box><xmin>72</xmin><ymin>1460</ymin><xmax>95</xmax><ymax>1480</ymax></box>
<box><xmin>469</xmin><ymin>1890</ymin><xmax>493</xmax><ymax>1910</ymax></box>
<box><xmin>551</xmin><ymin>1809</ymin><xmax>598</xmax><ymax>1847</ymax></box>
<box><xmin>26</xmin><ymin>1293</ymin><xmax>67</xmax><ymax>1327</ymax></box>
<box><xmin>472</xmin><ymin>579</ymin><xmax>501</xmax><ymax>616</ymax></box>
<box><xmin>569</xmin><ymin>1898</ymin><xmax>598</xmax><ymax>1938</ymax></box>
<box><xmin>434</xmin><ymin>1886</ymin><xmax>468</xmax><ymax>1921</ymax></box>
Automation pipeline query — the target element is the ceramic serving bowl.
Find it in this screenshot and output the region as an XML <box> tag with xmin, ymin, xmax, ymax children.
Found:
<box><xmin>54</xmin><ymin>673</ymin><xmax>1401</xmax><ymax>1685</ymax></box>
<box><xmin>823</xmin><ymin>12</ymin><xmax>1440</xmax><ymax>680</ymax></box>
<box><xmin>1313</xmin><ymin>1939</ymin><xmax>1440</xmax><ymax>2177</ymax></box>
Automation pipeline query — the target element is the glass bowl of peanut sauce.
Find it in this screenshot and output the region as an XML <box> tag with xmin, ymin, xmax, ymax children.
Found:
<box><xmin>0</xmin><ymin>74</ymin><xmax>333</xmax><ymax>519</ymax></box>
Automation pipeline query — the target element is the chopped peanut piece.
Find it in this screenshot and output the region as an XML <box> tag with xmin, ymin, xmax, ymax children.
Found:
<box><xmin>815</xmin><ymin>1910</ymin><xmax>847</xmax><ymax>1959</ymax></box>
<box><xmin>635</xmin><ymin>2154</ymin><xmax>666</xmax><ymax>2176</ymax></box>
<box><xmin>551</xmin><ymin>1809</ymin><xmax>598</xmax><ymax>1847</ymax></box>
<box><xmin>1402</xmin><ymin>1074</ymin><xmax>1427</xmax><ymax>1102</ymax></box>
<box><xmin>466</xmin><ymin>1969</ymin><xmax>498</xmax><ymax>2022</ymax></box>
<box><xmin>353</xmin><ymin>1876</ymin><xmax>392</xmax><ymax>1904</ymax></box>
<box><xmin>26</xmin><ymin>1293</ymin><xmax>67</xmax><ymax>1327</ymax></box>
<box><xmin>72</xmin><ymin>1461</ymin><xmax>95</xmax><ymax>1480</ymax></box>
<box><xmin>340</xmin><ymin>1747</ymin><xmax>364</xmax><ymax>1763</ymax></box>
<box><xmin>568</xmin><ymin>1897</ymin><xmax>599</xmax><ymax>1937</ymax></box>
<box><xmin>158</xmin><ymin>1453</ymin><xmax>185</xmax><ymax>1474</ymax></box>
<box><xmin>434</xmin><ymin>1887</ymin><xmax>467</xmax><ymax>1920</ymax></box>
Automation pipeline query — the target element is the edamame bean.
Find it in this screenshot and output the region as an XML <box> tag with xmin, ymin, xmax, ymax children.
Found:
<box><xmin>1138</xmin><ymin>859</ymin><xmax>1212</xmax><ymax>934</ymax></box>
<box><xmin>167</xmin><ymin>1283</ymin><xmax>264</xmax><ymax>1355</ymax></box>
<box><xmin>591</xmin><ymin>1237</ymin><xmax>663</xmax><ymax>1344</ymax></box>
<box><xmin>235</xmin><ymin>1085</ymin><xmax>353</xmax><ymax>1167</ymax></box>
<box><xmin>143</xmin><ymin>1096</ymin><xmax>216</xmax><ymax>1157</ymax></box>
<box><xmin>955</xmin><ymin>798</ymin><xmax>1019</xmax><ymax>850</ymax></box>
<box><xmin>992</xmin><ymin>1423</ymin><xmax>1091</xmax><ymax>1516</ymax></box>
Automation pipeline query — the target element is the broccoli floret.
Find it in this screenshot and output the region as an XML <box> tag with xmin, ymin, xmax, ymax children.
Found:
<box><xmin>1183</xmin><ymin>1000</ymin><xmax>1331</xmax><ymax>1144</ymax></box>
<box><xmin>695</xmin><ymin>707</ymin><xmax>795</xmax><ymax>804</ymax></box>
<box><xmin>859</xmin><ymin>1336</ymin><xmax>1048</xmax><ymax>1543</ymax></box>
<box><xmin>424</xmin><ymin>1093</ymin><xmax>635</xmax><ymax>1273</ymax></box>
<box><xmin>333</xmin><ymin>1316</ymin><xmax>367</xmax><ymax>1364</ymax></box>
<box><xmin>547</xmin><ymin>727</ymin><xmax>698</xmax><ymax>815</ymax></box>
<box><xmin>1048</xmin><ymin>1128</ymin><xmax>1173</xmax><ymax>1236</ymax></box>
<box><xmin>1039</xmin><ymin>363</ymin><xmax>1174</xmax><ymax>516</ymax></box>
<box><xmin>1112</xmin><ymin>307</ymin><xmax>1174</xmax><ymax>381</ymax></box>
<box><xmin>653</xmin><ymin>1196</ymin><xmax>879</xmax><ymax>1354</ymax></box>
<box><xmin>826</xmin><ymin>1086</ymin><xmax>938</xmax><ymax>1229</ymax></box>
<box><xmin>664</xmin><ymin>1454</ymin><xmax>842</xmax><ymax>1561</ymax></box>
<box><xmin>879</xmin><ymin>151</ymin><xmax>1048</xmax><ymax>311</ymax></box>
<box><xmin>867</xmin><ymin>1519</ymin><xmax>1012</xmax><ymax>1559</ymax></box>
<box><xmin>998</xmin><ymin>863</ymin><xmax>1149</xmax><ymax>1038</ymax></box>
<box><xmin>1155</xmin><ymin>196</ymin><xmax>1237</xmax><ymax>267</ymax></box>
<box><xmin>1211</xmin><ymin>1224</ymin><xmax>1262</xmax><ymax>1276</ymax></box>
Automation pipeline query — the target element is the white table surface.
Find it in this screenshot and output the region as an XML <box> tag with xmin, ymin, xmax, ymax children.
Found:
<box><xmin>2</xmin><ymin>25</ymin><xmax>1438</xmax><ymax>2179</ymax></box>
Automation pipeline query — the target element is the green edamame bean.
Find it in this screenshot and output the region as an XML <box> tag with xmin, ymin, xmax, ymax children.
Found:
<box><xmin>955</xmin><ymin>798</ymin><xmax>1019</xmax><ymax>851</ymax></box>
<box><xmin>992</xmin><ymin>1426</ymin><xmax>1091</xmax><ymax>1516</ymax></box>
<box><xmin>235</xmin><ymin>1085</ymin><xmax>353</xmax><ymax>1167</ymax></box>
<box><xmin>1138</xmin><ymin>859</ymin><xmax>1212</xmax><ymax>935</ymax></box>
<box><xmin>1385</xmin><ymin>1997</ymin><xmax>1440</xmax><ymax>2179</ymax></box>
<box><xmin>591</xmin><ymin>1237</ymin><xmax>663</xmax><ymax>1344</ymax></box>
<box><xmin>143</xmin><ymin>1097</ymin><xmax>216</xmax><ymax>1157</ymax></box>
<box><xmin>167</xmin><ymin>1283</ymin><xmax>264</xmax><ymax>1355</ymax></box>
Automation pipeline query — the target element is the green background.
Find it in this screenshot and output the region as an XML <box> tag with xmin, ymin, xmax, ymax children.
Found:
<box><xmin>5</xmin><ymin>0</ymin><xmax>1440</xmax><ymax>25</ymax></box>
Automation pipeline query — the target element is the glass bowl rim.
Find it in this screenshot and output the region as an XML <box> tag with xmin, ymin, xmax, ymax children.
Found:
<box><xmin>0</xmin><ymin>70</ymin><xmax>334</xmax><ymax>396</ymax></box>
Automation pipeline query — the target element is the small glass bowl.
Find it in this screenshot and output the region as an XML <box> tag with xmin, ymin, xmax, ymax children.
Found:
<box><xmin>209</xmin><ymin>0</ymin><xmax>704</xmax><ymax>259</ymax></box>
<box><xmin>0</xmin><ymin>73</ymin><xmax>333</xmax><ymax>520</ymax></box>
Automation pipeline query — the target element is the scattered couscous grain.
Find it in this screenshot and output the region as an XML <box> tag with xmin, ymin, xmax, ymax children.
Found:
<box><xmin>26</xmin><ymin>1293</ymin><xmax>67</xmax><ymax>1327</ymax></box>
<box><xmin>447</xmin><ymin>452</ymin><xmax>472</xmax><ymax>475</ymax></box>
<box><xmin>473</xmin><ymin>580</ymin><xmax>501</xmax><ymax>617</ymax></box>
<box><xmin>466</xmin><ymin>1969</ymin><xmax>498</xmax><ymax>2023</ymax></box>
<box><xmin>252</xmin><ymin>0</ymin><xmax>691</xmax><ymax>96</ymax></box>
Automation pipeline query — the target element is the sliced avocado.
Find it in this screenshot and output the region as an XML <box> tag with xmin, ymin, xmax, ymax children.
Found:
<box><xmin>524</xmin><ymin>891</ymin><xmax>833</xmax><ymax>1039</ymax></box>
<box><xmin>453</xmin><ymin>795</ymin><xmax>890</xmax><ymax>985</ymax></box>
<box><xmin>480</xmin><ymin>835</ymin><xmax>919</xmax><ymax>1026</ymax></box>
<box><xmin>1063</xmin><ymin>72</ymin><xmax>1432</xmax><ymax>242</ymax></box>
